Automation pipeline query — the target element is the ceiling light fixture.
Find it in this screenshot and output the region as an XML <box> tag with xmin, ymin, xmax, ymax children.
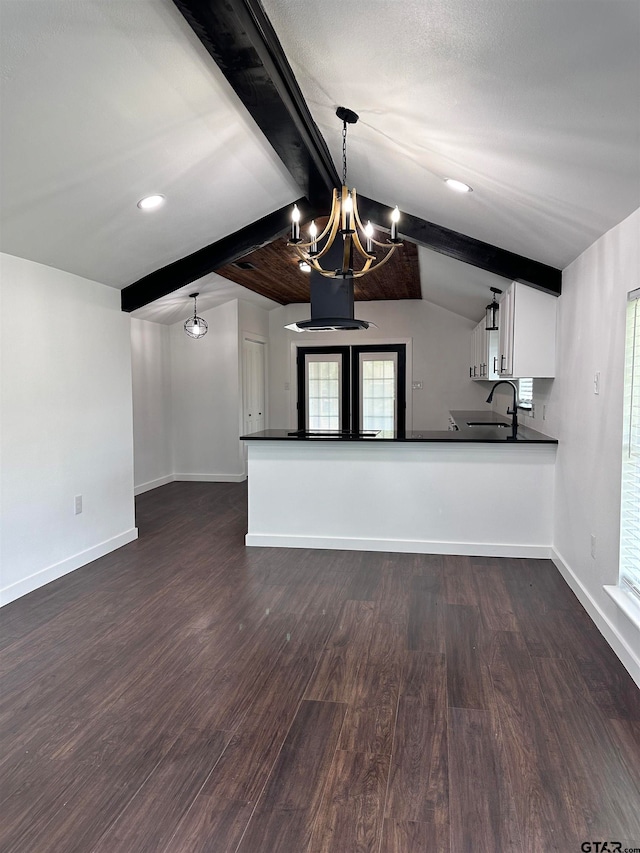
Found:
<box><xmin>184</xmin><ymin>292</ymin><xmax>208</xmax><ymax>339</ymax></box>
<box><xmin>298</xmin><ymin>259</ymin><xmax>311</xmax><ymax>273</ymax></box>
<box><xmin>137</xmin><ymin>194</ymin><xmax>165</xmax><ymax>210</ymax></box>
<box><xmin>485</xmin><ymin>287</ymin><xmax>503</xmax><ymax>331</ymax></box>
<box><xmin>444</xmin><ymin>179</ymin><xmax>473</xmax><ymax>193</ymax></box>
<box><xmin>288</xmin><ymin>107</ymin><xmax>402</xmax><ymax>279</ymax></box>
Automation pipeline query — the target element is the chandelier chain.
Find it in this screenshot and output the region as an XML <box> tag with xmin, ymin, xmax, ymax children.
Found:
<box><xmin>342</xmin><ymin>121</ymin><xmax>347</xmax><ymax>186</ymax></box>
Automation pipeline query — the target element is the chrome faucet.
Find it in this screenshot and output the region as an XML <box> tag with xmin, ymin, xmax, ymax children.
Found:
<box><xmin>486</xmin><ymin>380</ymin><xmax>520</xmax><ymax>440</ymax></box>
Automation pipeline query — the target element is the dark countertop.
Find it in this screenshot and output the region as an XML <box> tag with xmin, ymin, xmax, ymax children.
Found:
<box><xmin>240</xmin><ymin>411</ymin><xmax>557</xmax><ymax>444</ymax></box>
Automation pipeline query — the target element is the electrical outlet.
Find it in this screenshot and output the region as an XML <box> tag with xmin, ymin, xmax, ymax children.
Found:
<box><xmin>284</xmin><ymin>382</ymin><xmax>290</xmax><ymax>391</ymax></box>
<box><xmin>542</xmin><ymin>405</ymin><xmax>546</xmax><ymax>421</ymax></box>
<box><xmin>594</xmin><ymin>372</ymin><xmax>600</xmax><ymax>395</ymax></box>
<box><xmin>590</xmin><ymin>534</ymin><xmax>596</xmax><ymax>559</ymax></box>
<box><xmin>74</xmin><ymin>495</ymin><xmax>83</xmax><ymax>515</ymax></box>
<box><xmin>412</xmin><ymin>380</ymin><xmax>423</xmax><ymax>391</ymax></box>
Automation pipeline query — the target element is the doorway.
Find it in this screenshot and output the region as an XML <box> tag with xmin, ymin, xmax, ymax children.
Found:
<box><xmin>243</xmin><ymin>337</ymin><xmax>266</xmax><ymax>434</ymax></box>
<box><xmin>296</xmin><ymin>344</ymin><xmax>406</xmax><ymax>432</ymax></box>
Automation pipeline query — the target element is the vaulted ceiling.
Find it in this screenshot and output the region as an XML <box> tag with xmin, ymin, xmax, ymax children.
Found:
<box><xmin>1</xmin><ymin>0</ymin><xmax>638</xmax><ymax>323</ymax></box>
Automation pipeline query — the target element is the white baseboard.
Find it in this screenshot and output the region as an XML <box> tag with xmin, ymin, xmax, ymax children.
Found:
<box><xmin>174</xmin><ymin>473</ymin><xmax>247</xmax><ymax>483</ymax></box>
<box><xmin>134</xmin><ymin>473</ymin><xmax>247</xmax><ymax>495</ymax></box>
<box><xmin>0</xmin><ymin>528</ymin><xmax>139</xmax><ymax>607</ymax></box>
<box><xmin>134</xmin><ymin>475</ymin><xmax>174</xmax><ymax>496</ymax></box>
<box><xmin>245</xmin><ymin>533</ymin><xmax>552</xmax><ymax>559</ymax></box>
<box><xmin>551</xmin><ymin>548</ymin><xmax>640</xmax><ymax>688</ymax></box>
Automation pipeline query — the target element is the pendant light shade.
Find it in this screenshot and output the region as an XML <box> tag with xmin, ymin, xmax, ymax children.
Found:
<box><xmin>184</xmin><ymin>292</ymin><xmax>208</xmax><ymax>339</ymax></box>
<box><xmin>485</xmin><ymin>287</ymin><xmax>502</xmax><ymax>331</ymax></box>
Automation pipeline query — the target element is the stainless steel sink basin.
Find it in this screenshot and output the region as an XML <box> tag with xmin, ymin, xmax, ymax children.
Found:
<box><xmin>466</xmin><ymin>421</ymin><xmax>510</xmax><ymax>428</ymax></box>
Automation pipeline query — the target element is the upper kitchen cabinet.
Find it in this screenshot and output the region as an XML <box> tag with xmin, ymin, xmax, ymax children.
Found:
<box><xmin>497</xmin><ymin>282</ymin><xmax>558</xmax><ymax>378</ymax></box>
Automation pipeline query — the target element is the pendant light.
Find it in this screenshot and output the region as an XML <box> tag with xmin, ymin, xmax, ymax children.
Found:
<box><xmin>184</xmin><ymin>292</ymin><xmax>208</xmax><ymax>339</ymax></box>
<box><xmin>485</xmin><ymin>287</ymin><xmax>502</xmax><ymax>331</ymax></box>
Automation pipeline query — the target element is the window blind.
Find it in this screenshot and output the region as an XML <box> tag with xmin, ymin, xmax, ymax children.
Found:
<box><xmin>619</xmin><ymin>290</ymin><xmax>640</xmax><ymax>602</ymax></box>
<box><xmin>518</xmin><ymin>378</ymin><xmax>534</xmax><ymax>409</ymax></box>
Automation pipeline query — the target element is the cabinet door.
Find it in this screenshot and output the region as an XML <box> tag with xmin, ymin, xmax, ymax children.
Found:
<box><xmin>487</xmin><ymin>329</ymin><xmax>500</xmax><ymax>379</ymax></box>
<box><xmin>498</xmin><ymin>286</ymin><xmax>515</xmax><ymax>376</ymax></box>
<box><xmin>497</xmin><ymin>282</ymin><xmax>557</xmax><ymax>378</ymax></box>
<box><xmin>469</xmin><ymin>325</ymin><xmax>478</xmax><ymax>379</ymax></box>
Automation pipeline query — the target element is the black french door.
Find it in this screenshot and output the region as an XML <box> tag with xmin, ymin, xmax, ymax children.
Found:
<box><xmin>296</xmin><ymin>344</ymin><xmax>406</xmax><ymax>432</ymax></box>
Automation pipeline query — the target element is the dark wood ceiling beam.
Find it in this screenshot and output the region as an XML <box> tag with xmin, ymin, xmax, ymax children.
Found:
<box><xmin>357</xmin><ymin>196</ymin><xmax>562</xmax><ymax>295</ymax></box>
<box><xmin>173</xmin><ymin>0</ymin><xmax>338</xmax><ymax>204</ymax></box>
<box><xmin>121</xmin><ymin>198</ymin><xmax>320</xmax><ymax>312</ymax></box>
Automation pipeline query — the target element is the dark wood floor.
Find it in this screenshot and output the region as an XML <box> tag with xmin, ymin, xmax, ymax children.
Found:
<box><xmin>1</xmin><ymin>482</ymin><xmax>639</xmax><ymax>853</ymax></box>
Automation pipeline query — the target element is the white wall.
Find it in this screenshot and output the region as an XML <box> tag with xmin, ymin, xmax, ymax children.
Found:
<box><xmin>130</xmin><ymin>318</ymin><xmax>173</xmax><ymax>494</ymax></box>
<box><xmin>170</xmin><ymin>299</ymin><xmax>245</xmax><ymax>480</ymax></box>
<box><xmin>551</xmin><ymin>208</ymin><xmax>640</xmax><ymax>683</ymax></box>
<box><xmin>239</xmin><ymin>300</ymin><xmax>270</xmax><ymax>340</ymax></box>
<box><xmin>268</xmin><ymin>299</ymin><xmax>489</xmax><ymax>429</ymax></box>
<box><xmin>0</xmin><ymin>253</ymin><xmax>137</xmax><ymax>605</ymax></box>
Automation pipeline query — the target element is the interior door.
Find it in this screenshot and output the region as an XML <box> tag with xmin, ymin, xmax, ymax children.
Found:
<box><xmin>296</xmin><ymin>347</ymin><xmax>350</xmax><ymax>431</ymax></box>
<box><xmin>352</xmin><ymin>344</ymin><xmax>406</xmax><ymax>433</ymax></box>
<box><xmin>243</xmin><ymin>338</ymin><xmax>266</xmax><ymax>434</ymax></box>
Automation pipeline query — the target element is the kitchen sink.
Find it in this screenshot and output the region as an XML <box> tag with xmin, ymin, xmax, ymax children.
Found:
<box><xmin>466</xmin><ymin>421</ymin><xmax>510</xmax><ymax>428</ymax></box>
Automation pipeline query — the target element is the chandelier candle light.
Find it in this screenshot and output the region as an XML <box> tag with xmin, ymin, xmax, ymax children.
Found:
<box><xmin>289</xmin><ymin>107</ymin><xmax>403</xmax><ymax>279</ymax></box>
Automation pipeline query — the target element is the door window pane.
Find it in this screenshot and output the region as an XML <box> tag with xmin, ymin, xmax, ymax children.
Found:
<box><xmin>361</xmin><ymin>357</ymin><xmax>397</xmax><ymax>431</ymax></box>
<box><xmin>306</xmin><ymin>357</ymin><xmax>341</xmax><ymax>430</ymax></box>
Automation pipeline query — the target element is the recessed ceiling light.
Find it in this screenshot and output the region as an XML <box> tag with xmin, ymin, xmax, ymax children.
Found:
<box><xmin>137</xmin><ymin>194</ymin><xmax>165</xmax><ymax>211</ymax></box>
<box><xmin>444</xmin><ymin>179</ymin><xmax>473</xmax><ymax>193</ymax></box>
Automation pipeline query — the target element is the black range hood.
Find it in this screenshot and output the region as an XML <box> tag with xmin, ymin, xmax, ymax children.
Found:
<box><xmin>285</xmin><ymin>236</ymin><xmax>376</xmax><ymax>332</ymax></box>
<box><xmin>285</xmin><ymin>278</ymin><xmax>375</xmax><ymax>332</ymax></box>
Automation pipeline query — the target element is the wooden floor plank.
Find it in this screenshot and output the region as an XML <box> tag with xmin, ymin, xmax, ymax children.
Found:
<box><xmin>304</xmin><ymin>600</ymin><xmax>376</xmax><ymax>703</ymax></box>
<box><xmin>307</xmin><ymin>749</ymin><xmax>389</xmax><ymax>853</ymax></box>
<box><xmin>445</xmin><ymin>602</ymin><xmax>489</xmax><ymax>710</ymax></box>
<box><xmin>448</xmin><ymin>707</ymin><xmax>522</xmax><ymax>852</ymax></box>
<box><xmin>384</xmin><ymin>696</ymin><xmax>449</xmax><ymax>826</ymax></box>
<box><xmin>235</xmin><ymin>699</ymin><xmax>347</xmax><ymax>853</ymax></box>
<box><xmin>338</xmin><ymin>620</ymin><xmax>404</xmax><ymax>754</ymax></box>
<box><xmin>488</xmin><ymin>631</ymin><xmax>589</xmax><ymax>851</ymax></box>
<box><xmin>379</xmin><ymin>818</ymin><xmax>447</xmax><ymax>853</ymax></box>
<box><xmin>471</xmin><ymin>557</ymin><xmax>519</xmax><ymax>632</ymax></box>
<box><xmin>407</xmin><ymin>567</ymin><xmax>444</xmax><ymax>653</ymax></box>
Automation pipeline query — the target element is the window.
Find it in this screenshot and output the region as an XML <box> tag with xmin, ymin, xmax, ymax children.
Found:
<box><xmin>518</xmin><ymin>378</ymin><xmax>534</xmax><ymax>411</ymax></box>
<box><xmin>619</xmin><ymin>290</ymin><xmax>640</xmax><ymax>603</ymax></box>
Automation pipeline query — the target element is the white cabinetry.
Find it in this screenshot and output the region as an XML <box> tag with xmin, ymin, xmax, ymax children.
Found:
<box><xmin>470</xmin><ymin>321</ymin><xmax>499</xmax><ymax>380</ymax></box>
<box><xmin>497</xmin><ymin>282</ymin><xmax>557</xmax><ymax>378</ymax></box>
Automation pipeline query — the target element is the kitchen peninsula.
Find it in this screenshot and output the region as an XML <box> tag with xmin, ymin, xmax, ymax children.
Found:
<box><xmin>241</xmin><ymin>413</ymin><xmax>558</xmax><ymax>558</ymax></box>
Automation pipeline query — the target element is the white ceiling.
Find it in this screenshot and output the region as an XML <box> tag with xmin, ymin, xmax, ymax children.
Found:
<box><xmin>1</xmin><ymin>0</ymin><xmax>638</xmax><ymax>324</ymax></box>
<box><xmin>0</xmin><ymin>0</ymin><xmax>299</xmax><ymax>289</ymax></box>
<box><xmin>263</xmin><ymin>0</ymin><xmax>640</xmax><ymax>270</ymax></box>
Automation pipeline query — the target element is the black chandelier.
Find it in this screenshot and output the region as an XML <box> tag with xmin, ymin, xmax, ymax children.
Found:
<box><xmin>288</xmin><ymin>107</ymin><xmax>402</xmax><ymax>279</ymax></box>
